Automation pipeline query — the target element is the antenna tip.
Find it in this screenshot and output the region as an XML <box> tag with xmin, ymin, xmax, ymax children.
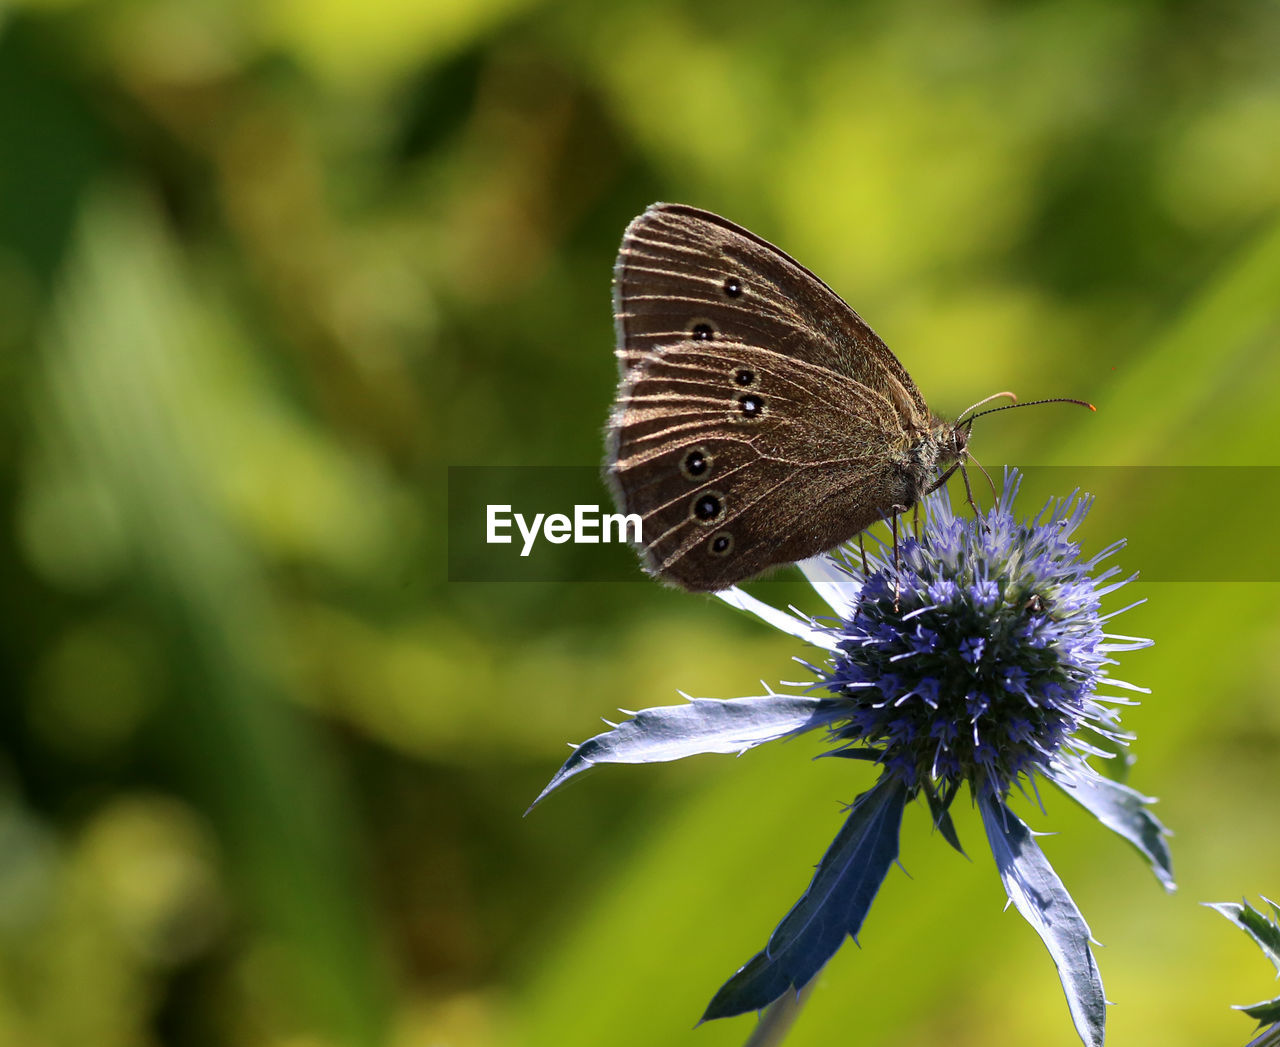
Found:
<box><xmin>1087</xmin><ymin>402</ymin><xmax>1097</xmax><ymax>412</ymax></box>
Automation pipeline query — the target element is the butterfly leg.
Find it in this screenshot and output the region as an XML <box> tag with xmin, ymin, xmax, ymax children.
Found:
<box><xmin>891</xmin><ymin>512</ymin><xmax>900</xmax><ymax>612</ymax></box>
<box><xmin>925</xmin><ymin>461</ymin><xmax>961</xmax><ymax>495</ymax></box>
<box><xmin>958</xmin><ymin>463</ymin><xmax>996</xmax><ymax>534</ymax></box>
<box><xmin>964</xmin><ymin>453</ymin><xmax>1000</xmax><ymax>530</ymax></box>
<box><xmin>961</xmin><ymin>463</ymin><xmax>979</xmax><ymax>516</ymax></box>
<box><xmin>889</xmin><ymin>504</ymin><xmax>909</xmax><ymax>613</ymax></box>
<box><xmin>858</xmin><ymin>534</ymin><xmax>868</xmax><ymax>577</ymax></box>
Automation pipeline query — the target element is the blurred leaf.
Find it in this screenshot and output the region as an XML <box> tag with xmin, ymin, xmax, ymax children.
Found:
<box><xmin>254</xmin><ymin>0</ymin><xmax>540</xmax><ymax>85</ymax></box>
<box><xmin>33</xmin><ymin>185</ymin><xmax>391</xmax><ymax>1046</ymax></box>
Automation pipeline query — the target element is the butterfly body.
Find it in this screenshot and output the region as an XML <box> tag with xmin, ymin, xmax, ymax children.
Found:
<box><xmin>607</xmin><ymin>203</ymin><xmax>966</xmax><ymax>592</ymax></box>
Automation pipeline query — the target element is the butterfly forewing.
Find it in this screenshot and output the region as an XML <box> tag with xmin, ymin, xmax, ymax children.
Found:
<box><xmin>614</xmin><ymin>203</ymin><xmax>928</xmax><ymax>421</ymax></box>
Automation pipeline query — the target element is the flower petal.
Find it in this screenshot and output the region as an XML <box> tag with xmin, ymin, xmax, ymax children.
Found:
<box><xmin>527</xmin><ymin>695</ymin><xmax>844</xmax><ymax>811</ymax></box>
<box><xmin>980</xmin><ymin>795</ymin><xmax>1106</xmax><ymax>1047</ymax></box>
<box><xmin>924</xmin><ymin>786</ymin><xmax>966</xmax><ymax>856</ymax></box>
<box><xmin>796</xmin><ymin>555</ymin><xmax>861</xmax><ymax>617</ymax></box>
<box><xmin>1046</xmin><ymin>761</ymin><xmax>1175</xmax><ymax>892</ymax></box>
<box><xmin>702</xmin><ymin>774</ymin><xmax>908</xmax><ymax>1020</ymax></box>
<box><xmin>714</xmin><ymin>586</ymin><xmax>839</xmax><ymax>650</ymax></box>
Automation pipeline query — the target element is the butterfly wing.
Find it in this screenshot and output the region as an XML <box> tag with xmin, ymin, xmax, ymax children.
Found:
<box><xmin>608</xmin><ymin>341</ymin><xmax>927</xmax><ymax>591</ymax></box>
<box><xmin>614</xmin><ymin>203</ymin><xmax>928</xmax><ymax>421</ymax></box>
<box><xmin>607</xmin><ymin>205</ymin><xmax>935</xmax><ymax>590</ymax></box>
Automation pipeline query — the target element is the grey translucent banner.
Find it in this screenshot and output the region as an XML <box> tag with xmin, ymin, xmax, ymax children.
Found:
<box><xmin>447</xmin><ymin>465</ymin><xmax>1280</xmax><ymax>583</ymax></box>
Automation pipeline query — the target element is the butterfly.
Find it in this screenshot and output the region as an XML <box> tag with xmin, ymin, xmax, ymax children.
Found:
<box><xmin>605</xmin><ymin>203</ymin><xmax>1087</xmax><ymax>592</ymax></box>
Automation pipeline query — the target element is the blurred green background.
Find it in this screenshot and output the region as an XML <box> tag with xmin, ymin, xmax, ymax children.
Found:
<box><xmin>2</xmin><ymin>0</ymin><xmax>1279</xmax><ymax>1045</ymax></box>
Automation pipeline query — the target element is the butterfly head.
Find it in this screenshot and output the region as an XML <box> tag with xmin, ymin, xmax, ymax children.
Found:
<box><xmin>932</xmin><ymin>392</ymin><xmax>1095</xmax><ymax>504</ymax></box>
<box><xmin>944</xmin><ymin>418</ymin><xmax>971</xmax><ymax>462</ymax></box>
<box><xmin>915</xmin><ymin>416</ymin><xmax>969</xmax><ymax>472</ymax></box>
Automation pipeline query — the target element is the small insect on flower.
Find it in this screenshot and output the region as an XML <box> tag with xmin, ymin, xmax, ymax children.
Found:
<box><xmin>529</xmin><ymin>470</ymin><xmax>1174</xmax><ymax>1047</ymax></box>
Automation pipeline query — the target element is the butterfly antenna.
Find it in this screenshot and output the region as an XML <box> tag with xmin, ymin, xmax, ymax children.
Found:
<box><xmin>956</xmin><ymin>390</ymin><xmax>1017</xmax><ymax>426</ymax></box>
<box><xmin>962</xmin><ymin>396</ymin><xmax>1095</xmax><ymax>430</ymax></box>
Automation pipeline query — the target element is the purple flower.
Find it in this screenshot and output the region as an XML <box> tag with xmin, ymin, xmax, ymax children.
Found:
<box><xmin>530</xmin><ymin>471</ymin><xmax>1173</xmax><ymax>1047</ymax></box>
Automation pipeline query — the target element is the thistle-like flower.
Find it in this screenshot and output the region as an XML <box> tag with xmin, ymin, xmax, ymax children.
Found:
<box><xmin>531</xmin><ymin>471</ymin><xmax>1174</xmax><ymax>1046</ymax></box>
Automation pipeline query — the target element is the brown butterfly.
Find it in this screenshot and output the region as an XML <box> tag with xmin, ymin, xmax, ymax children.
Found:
<box><xmin>605</xmin><ymin>203</ymin><xmax>1089</xmax><ymax>592</ymax></box>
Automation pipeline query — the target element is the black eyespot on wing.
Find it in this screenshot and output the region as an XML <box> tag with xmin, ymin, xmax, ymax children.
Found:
<box><xmin>680</xmin><ymin>447</ymin><xmax>710</xmax><ymax>479</ymax></box>
<box><xmin>723</xmin><ymin>277</ymin><xmax>742</xmax><ymax>298</ymax></box>
<box><xmin>691</xmin><ymin>322</ymin><xmax>714</xmax><ymax>341</ymax></box>
<box><xmin>734</xmin><ymin>368</ymin><xmax>755</xmax><ymax>386</ymax></box>
<box><xmin>709</xmin><ymin>532</ymin><xmax>733</xmax><ymax>556</ymax></box>
<box><xmin>692</xmin><ymin>493</ymin><xmax>723</xmax><ymax>522</ymax></box>
<box><xmin>737</xmin><ymin>393</ymin><xmax>764</xmax><ymax>418</ymax></box>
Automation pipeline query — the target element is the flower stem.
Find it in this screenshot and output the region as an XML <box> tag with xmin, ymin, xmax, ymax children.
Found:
<box><xmin>740</xmin><ymin>979</ymin><xmax>816</xmax><ymax>1047</ymax></box>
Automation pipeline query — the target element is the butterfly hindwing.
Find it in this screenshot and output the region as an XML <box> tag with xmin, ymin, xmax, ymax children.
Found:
<box><xmin>608</xmin><ymin>341</ymin><xmax>922</xmax><ymax>591</ymax></box>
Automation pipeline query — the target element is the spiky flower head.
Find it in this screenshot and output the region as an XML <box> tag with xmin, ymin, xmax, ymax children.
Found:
<box><xmin>821</xmin><ymin>473</ymin><xmax>1136</xmax><ymax>801</ymax></box>
<box><xmin>532</xmin><ymin>471</ymin><xmax>1173</xmax><ymax>1047</ymax></box>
